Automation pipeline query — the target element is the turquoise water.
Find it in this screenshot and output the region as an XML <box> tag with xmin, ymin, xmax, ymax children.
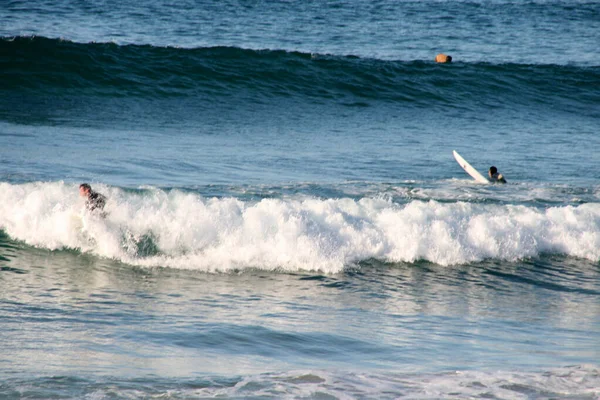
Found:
<box><xmin>1</xmin><ymin>0</ymin><xmax>599</xmax><ymax>398</ymax></box>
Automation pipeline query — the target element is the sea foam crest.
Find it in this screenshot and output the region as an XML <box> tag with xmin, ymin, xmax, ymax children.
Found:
<box><xmin>0</xmin><ymin>182</ymin><xmax>599</xmax><ymax>272</ymax></box>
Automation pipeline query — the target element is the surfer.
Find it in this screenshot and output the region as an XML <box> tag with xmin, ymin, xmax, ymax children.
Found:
<box><xmin>488</xmin><ymin>166</ymin><xmax>507</xmax><ymax>183</ymax></box>
<box><xmin>79</xmin><ymin>183</ymin><xmax>107</xmax><ymax>212</ymax></box>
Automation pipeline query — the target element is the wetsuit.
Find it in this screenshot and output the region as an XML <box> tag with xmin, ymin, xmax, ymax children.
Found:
<box><xmin>86</xmin><ymin>190</ymin><xmax>107</xmax><ymax>212</ymax></box>
<box><xmin>489</xmin><ymin>172</ymin><xmax>507</xmax><ymax>183</ymax></box>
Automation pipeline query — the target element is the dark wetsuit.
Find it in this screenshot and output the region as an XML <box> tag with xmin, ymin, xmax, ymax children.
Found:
<box><xmin>489</xmin><ymin>173</ymin><xmax>507</xmax><ymax>184</ymax></box>
<box><xmin>86</xmin><ymin>191</ymin><xmax>107</xmax><ymax>212</ymax></box>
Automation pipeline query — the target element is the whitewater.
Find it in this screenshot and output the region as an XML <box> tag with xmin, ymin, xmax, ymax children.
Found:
<box><xmin>2</xmin><ymin>182</ymin><xmax>599</xmax><ymax>272</ymax></box>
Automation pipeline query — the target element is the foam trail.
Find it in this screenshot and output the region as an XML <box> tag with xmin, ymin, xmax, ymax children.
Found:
<box><xmin>180</xmin><ymin>365</ymin><xmax>600</xmax><ymax>399</ymax></box>
<box><xmin>0</xmin><ymin>182</ymin><xmax>599</xmax><ymax>272</ymax></box>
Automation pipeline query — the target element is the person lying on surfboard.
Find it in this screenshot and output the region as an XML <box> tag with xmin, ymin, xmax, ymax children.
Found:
<box><xmin>488</xmin><ymin>166</ymin><xmax>507</xmax><ymax>183</ymax></box>
<box><xmin>79</xmin><ymin>183</ymin><xmax>107</xmax><ymax>213</ymax></box>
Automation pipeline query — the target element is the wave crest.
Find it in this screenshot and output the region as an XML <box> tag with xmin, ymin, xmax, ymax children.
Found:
<box><xmin>2</xmin><ymin>36</ymin><xmax>598</xmax><ymax>115</ymax></box>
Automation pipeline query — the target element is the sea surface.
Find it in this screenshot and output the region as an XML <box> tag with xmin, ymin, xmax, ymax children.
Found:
<box><xmin>1</xmin><ymin>0</ymin><xmax>600</xmax><ymax>398</ymax></box>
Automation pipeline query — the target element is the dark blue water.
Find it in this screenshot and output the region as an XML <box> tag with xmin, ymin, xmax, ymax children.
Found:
<box><xmin>1</xmin><ymin>0</ymin><xmax>599</xmax><ymax>398</ymax></box>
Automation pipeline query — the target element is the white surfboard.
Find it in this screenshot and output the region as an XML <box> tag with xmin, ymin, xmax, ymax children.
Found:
<box><xmin>453</xmin><ymin>150</ymin><xmax>488</xmax><ymax>183</ymax></box>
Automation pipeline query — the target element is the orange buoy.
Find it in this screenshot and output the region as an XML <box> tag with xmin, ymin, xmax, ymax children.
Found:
<box><xmin>435</xmin><ymin>54</ymin><xmax>452</xmax><ymax>63</ymax></box>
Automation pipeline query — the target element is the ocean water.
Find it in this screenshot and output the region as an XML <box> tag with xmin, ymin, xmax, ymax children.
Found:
<box><xmin>1</xmin><ymin>0</ymin><xmax>600</xmax><ymax>398</ymax></box>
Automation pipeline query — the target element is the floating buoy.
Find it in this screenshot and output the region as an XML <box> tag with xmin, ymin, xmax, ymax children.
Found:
<box><xmin>435</xmin><ymin>54</ymin><xmax>452</xmax><ymax>63</ymax></box>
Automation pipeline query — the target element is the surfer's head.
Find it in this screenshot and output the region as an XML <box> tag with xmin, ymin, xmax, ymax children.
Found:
<box><xmin>79</xmin><ymin>183</ymin><xmax>92</xmax><ymax>197</ymax></box>
<box><xmin>489</xmin><ymin>166</ymin><xmax>498</xmax><ymax>176</ymax></box>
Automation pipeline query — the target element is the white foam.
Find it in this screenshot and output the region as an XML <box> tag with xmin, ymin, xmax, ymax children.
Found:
<box><xmin>80</xmin><ymin>365</ymin><xmax>600</xmax><ymax>399</ymax></box>
<box><xmin>1</xmin><ymin>182</ymin><xmax>599</xmax><ymax>272</ymax></box>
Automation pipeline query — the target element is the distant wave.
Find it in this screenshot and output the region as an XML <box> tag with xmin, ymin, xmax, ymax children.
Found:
<box><xmin>2</xmin><ymin>36</ymin><xmax>599</xmax><ymax>115</ymax></box>
<box><xmin>1</xmin><ymin>182</ymin><xmax>599</xmax><ymax>272</ymax></box>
